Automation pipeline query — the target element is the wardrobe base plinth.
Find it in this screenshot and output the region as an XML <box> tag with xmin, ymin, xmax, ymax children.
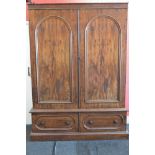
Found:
<box><xmin>30</xmin><ymin>131</ymin><xmax>129</xmax><ymax>141</ymax></box>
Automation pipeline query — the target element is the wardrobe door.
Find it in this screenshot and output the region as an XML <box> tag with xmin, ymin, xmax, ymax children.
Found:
<box><xmin>79</xmin><ymin>9</ymin><xmax>127</xmax><ymax>109</ymax></box>
<box><xmin>29</xmin><ymin>9</ymin><xmax>78</xmax><ymax>109</ymax></box>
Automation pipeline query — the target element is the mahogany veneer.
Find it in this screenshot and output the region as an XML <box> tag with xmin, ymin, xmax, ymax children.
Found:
<box><xmin>28</xmin><ymin>3</ymin><xmax>128</xmax><ymax>141</ymax></box>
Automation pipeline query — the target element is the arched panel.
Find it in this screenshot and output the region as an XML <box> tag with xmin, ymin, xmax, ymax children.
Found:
<box><xmin>85</xmin><ymin>15</ymin><xmax>121</xmax><ymax>103</ymax></box>
<box><xmin>35</xmin><ymin>16</ymin><xmax>72</xmax><ymax>103</ymax></box>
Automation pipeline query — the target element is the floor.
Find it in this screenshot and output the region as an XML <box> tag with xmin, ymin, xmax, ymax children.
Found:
<box><xmin>26</xmin><ymin>125</ymin><xmax>129</xmax><ymax>155</ymax></box>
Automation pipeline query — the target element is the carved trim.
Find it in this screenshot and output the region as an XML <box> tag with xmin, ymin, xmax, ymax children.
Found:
<box><xmin>38</xmin><ymin>100</ymin><xmax>72</xmax><ymax>104</ymax></box>
<box><xmin>84</xmin><ymin>15</ymin><xmax>122</xmax><ymax>104</ymax></box>
<box><xmin>35</xmin><ymin>115</ymin><xmax>75</xmax><ymax>131</ymax></box>
<box><xmin>30</xmin><ymin>108</ymin><xmax>128</xmax><ymax>113</ymax></box>
<box><xmin>83</xmin><ymin>114</ymin><xmax>124</xmax><ymax>131</ymax></box>
<box><xmin>86</xmin><ymin>99</ymin><xmax>120</xmax><ymax>104</ymax></box>
<box><xmin>28</xmin><ymin>3</ymin><xmax>128</xmax><ymax>10</ymax></box>
<box><xmin>35</xmin><ymin>15</ymin><xmax>73</xmax><ymax>104</ymax></box>
<box><xmin>29</xmin><ymin>8</ymin><xmax>127</xmax><ymax>10</ymax></box>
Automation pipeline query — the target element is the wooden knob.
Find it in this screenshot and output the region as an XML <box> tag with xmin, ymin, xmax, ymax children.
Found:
<box><xmin>113</xmin><ymin>120</ymin><xmax>118</xmax><ymax>124</ymax></box>
<box><xmin>37</xmin><ymin>121</ymin><xmax>45</xmax><ymax>126</ymax></box>
<box><xmin>87</xmin><ymin>120</ymin><xmax>93</xmax><ymax>125</ymax></box>
<box><xmin>65</xmin><ymin>121</ymin><xmax>71</xmax><ymax>126</ymax></box>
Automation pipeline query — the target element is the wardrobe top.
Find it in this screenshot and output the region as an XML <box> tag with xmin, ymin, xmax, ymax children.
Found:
<box><xmin>28</xmin><ymin>3</ymin><xmax>128</xmax><ymax>10</ymax></box>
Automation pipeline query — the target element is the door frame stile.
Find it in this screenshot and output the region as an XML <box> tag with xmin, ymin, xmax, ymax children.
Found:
<box><xmin>77</xmin><ymin>9</ymin><xmax>80</xmax><ymax>132</ymax></box>
<box><xmin>77</xmin><ymin>9</ymin><xmax>80</xmax><ymax>109</ymax></box>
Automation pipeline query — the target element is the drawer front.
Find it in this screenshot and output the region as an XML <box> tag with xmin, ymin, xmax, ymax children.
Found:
<box><xmin>32</xmin><ymin>113</ymin><xmax>78</xmax><ymax>132</ymax></box>
<box><xmin>80</xmin><ymin>113</ymin><xmax>126</xmax><ymax>132</ymax></box>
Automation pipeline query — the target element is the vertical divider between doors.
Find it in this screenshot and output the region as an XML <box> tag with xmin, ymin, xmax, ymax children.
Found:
<box><xmin>77</xmin><ymin>9</ymin><xmax>80</xmax><ymax>132</ymax></box>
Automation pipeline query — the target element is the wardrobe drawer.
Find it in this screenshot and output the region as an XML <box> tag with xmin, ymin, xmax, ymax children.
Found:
<box><xmin>32</xmin><ymin>113</ymin><xmax>78</xmax><ymax>132</ymax></box>
<box><xmin>80</xmin><ymin>113</ymin><xmax>126</xmax><ymax>132</ymax></box>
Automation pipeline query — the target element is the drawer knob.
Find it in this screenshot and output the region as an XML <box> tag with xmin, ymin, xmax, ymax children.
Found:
<box><xmin>37</xmin><ymin>121</ymin><xmax>45</xmax><ymax>126</ymax></box>
<box><xmin>113</xmin><ymin>120</ymin><xmax>118</xmax><ymax>124</ymax></box>
<box><xmin>65</xmin><ymin>120</ymin><xmax>71</xmax><ymax>126</ymax></box>
<box><xmin>87</xmin><ymin>120</ymin><xmax>93</xmax><ymax>125</ymax></box>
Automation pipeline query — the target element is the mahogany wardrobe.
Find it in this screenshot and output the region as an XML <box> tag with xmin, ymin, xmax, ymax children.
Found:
<box><xmin>28</xmin><ymin>3</ymin><xmax>128</xmax><ymax>140</ymax></box>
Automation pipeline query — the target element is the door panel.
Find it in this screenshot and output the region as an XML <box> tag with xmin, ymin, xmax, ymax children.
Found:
<box><xmin>29</xmin><ymin>10</ymin><xmax>78</xmax><ymax>109</ymax></box>
<box><xmin>80</xmin><ymin>9</ymin><xmax>127</xmax><ymax>108</ymax></box>
<box><xmin>36</xmin><ymin>16</ymin><xmax>72</xmax><ymax>103</ymax></box>
<box><xmin>85</xmin><ymin>15</ymin><xmax>120</xmax><ymax>103</ymax></box>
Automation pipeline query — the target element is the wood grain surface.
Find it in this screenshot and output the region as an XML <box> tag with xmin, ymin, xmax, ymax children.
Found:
<box><xmin>80</xmin><ymin>112</ymin><xmax>126</xmax><ymax>132</ymax></box>
<box><xmin>85</xmin><ymin>15</ymin><xmax>120</xmax><ymax>103</ymax></box>
<box><xmin>79</xmin><ymin>9</ymin><xmax>127</xmax><ymax>108</ymax></box>
<box><xmin>36</xmin><ymin>16</ymin><xmax>72</xmax><ymax>103</ymax></box>
<box><xmin>29</xmin><ymin>9</ymin><xmax>78</xmax><ymax>109</ymax></box>
<box><xmin>32</xmin><ymin>113</ymin><xmax>78</xmax><ymax>132</ymax></box>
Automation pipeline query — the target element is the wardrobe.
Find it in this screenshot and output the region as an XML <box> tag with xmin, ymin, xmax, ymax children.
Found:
<box><xmin>28</xmin><ymin>3</ymin><xmax>128</xmax><ymax>140</ymax></box>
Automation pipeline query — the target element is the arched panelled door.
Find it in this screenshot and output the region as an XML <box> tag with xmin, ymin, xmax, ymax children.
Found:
<box><xmin>29</xmin><ymin>10</ymin><xmax>78</xmax><ymax>109</ymax></box>
<box><xmin>79</xmin><ymin>9</ymin><xmax>127</xmax><ymax>109</ymax></box>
